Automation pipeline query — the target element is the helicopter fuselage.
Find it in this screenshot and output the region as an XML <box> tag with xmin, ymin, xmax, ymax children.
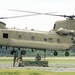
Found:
<box><xmin>0</xmin><ymin>28</ymin><xmax>74</xmax><ymax>51</ymax></box>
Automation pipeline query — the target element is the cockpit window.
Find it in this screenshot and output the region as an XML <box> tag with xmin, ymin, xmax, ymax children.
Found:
<box><xmin>3</xmin><ymin>33</ymin><xmax>8</xmax><ymax>38</ymax></box>
<box><xmin>53</xmin><ymin>24</ymin><xmax>56</xmax><ymax>29</ymax></box>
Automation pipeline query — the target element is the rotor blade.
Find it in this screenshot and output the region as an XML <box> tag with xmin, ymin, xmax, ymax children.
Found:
<box><xmin>4</xmin><ymin>9</ymin><xmax>75</xmax><ymax>19</ymax></box>
<box><xmin>9</xmin><ymin>9</ymin><xmax>57</xmax><ymax>14</ymax></box>
<box><xmin>8</xmin><ymin>9</ymin><xmax>42</xmax><ymax>14</ymax></box>
<box><xmin>44</xmin><ymin>13</ymin><xmax>75</xmax><ymax>18</ymax></box>
<box><xmin>44</xmin><ymin>13</ymin><xmax>65</xmax><ymax>17</ymax></box>
<box><xmin>9</xmin><ymin>9</ymin><xmax>69</xmax><ymax>18</ymax></box>
<box><xmin>0</xmin><ymin>13</ymin><xmax>41</xmax><ymax>19</ymax></box>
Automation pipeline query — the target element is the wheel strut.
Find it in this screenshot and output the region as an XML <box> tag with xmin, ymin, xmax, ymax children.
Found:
<box><xmin>44</xmin><ymin>50</ymin><xmax>46</xmax><ymax>61</ymax></box>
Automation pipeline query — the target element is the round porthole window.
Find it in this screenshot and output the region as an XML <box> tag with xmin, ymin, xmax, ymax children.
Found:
<box><xmin>44</xmin><ymin>38</ymin><xmax>47</xmax><ymax>41</ymax></box>
<box><xmin>57</xmin><ymin>38</ymin><xmax>60</xmax><ymax>43</ymax></box>
<box><xmin>31</xmin><ymin>36</ymin><xmax>35</xmax><ymax>40</ymax></box>
<box><xmin>18</xmin><ymin>35</ymin><xmax>22</xmax><ymax>39</ymax></box>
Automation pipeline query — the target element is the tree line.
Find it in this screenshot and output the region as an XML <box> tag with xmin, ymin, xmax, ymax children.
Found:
<box><xmin>0</xmin><ymin>48</ymin><xmax>75</xmax><ymax>57</ymax></box>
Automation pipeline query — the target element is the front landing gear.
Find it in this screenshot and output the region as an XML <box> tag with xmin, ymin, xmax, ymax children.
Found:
<box><xmin>10</xmin><ymin>50</ymin><xmax>26</xmax><ymax>67</ymax></box>
<box><xmin>11</xmin><ymin>49</ymin><xmax>48</xmax><ymax>67</ymax></box>
<box><xmin>10</xmin><ymin>50</ymin><xmax>18</xmax><ymax>67</ymax></box>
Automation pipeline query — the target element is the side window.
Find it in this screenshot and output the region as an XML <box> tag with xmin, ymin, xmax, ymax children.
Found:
<box><xmin>44</xmin><ymin>37</ymin><xmax>47</xmax><ymax>41</ymax></box>
<box><xmin>3</xmin><ymin>33</ymin><xmax>8</xmax><ymax>38</ymax></box>
<box><xmin>31</xmin><ymin>36</ymin><xmax>35</xmax><ymax>40</ymax></box>
<box><xmin>53</xmin><ymin>24</ymin><xmax>56</xmax><ymax>29</ymax></box>
<box><xmin>18</xmin><ymin>35</ymin><xmax>22</xmax><ymax>39</ymax></box>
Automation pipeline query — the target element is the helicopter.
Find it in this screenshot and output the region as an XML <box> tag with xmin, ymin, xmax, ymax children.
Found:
<box><xmin>0</xmin><ymin>10</ymin><xmax>75</xmax><ymax>66</ymax></box>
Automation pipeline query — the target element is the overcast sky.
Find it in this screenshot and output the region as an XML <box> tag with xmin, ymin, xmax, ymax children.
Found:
<box><xmin>0</xmin><ymin>0</ymin><xmax>75</xmax><ymax>31</ymax></box>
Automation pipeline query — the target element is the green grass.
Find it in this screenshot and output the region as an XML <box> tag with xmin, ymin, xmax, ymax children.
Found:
<box><xmin>0</xmin><ymin>59</ymin><xmax>13</xmax><ymax>63</ymax></box>
<box><xmin>48</xmin><ymin>59</ymin><xmax>75</xmax><ymax>64</ymax></box>
<box><xmin>0</xmin><ymin>59</ymin><xmax>75</xmax><ymax>64</ymax></box>
<box><xmin>0</xmin><ymin>69</ymin><xmax>52</xmax><ymax>75</ymax></box>
<box><xmin>0</xmin><ymin>58</ymin><xmax>75</xmax><ymax>75</ymax></box>
<box><xmin>0</xmin><ymin>69</ymin><xmax>75</xmax><ymax>75</ymax></box>
<box><xmin>0</xmin><ymin>58</ymin><xmax>75</xmax><ymax>64</ymax></box>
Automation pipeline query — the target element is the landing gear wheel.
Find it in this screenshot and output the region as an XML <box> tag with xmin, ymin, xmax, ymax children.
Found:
<box><xmin>65</xmin><ymin>51</ymin><xmax>69</xmax><ymax>56</ymax></box>
<box><xmin>54</xmin><ymin>51</ymin><xmax>58</xmax><ymax>56</ymax></box>
<box><xmin>10</xmin><ymin>50</ymin><xmax>16</xmax><ymax>55</ymax></box>
<box><xmin>21</xmin><ymin>50</ymin><xmax>26</xmax><ymax>55</ymax></box>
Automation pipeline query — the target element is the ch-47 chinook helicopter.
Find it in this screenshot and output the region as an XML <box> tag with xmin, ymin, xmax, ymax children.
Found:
<box><xmin>0</xmin><ymin>10</ymin><xmax>75</xmax><ymax>66</ymax></box>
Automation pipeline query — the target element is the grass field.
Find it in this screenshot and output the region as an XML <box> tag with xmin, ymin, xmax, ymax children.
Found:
<box><xmin>48</xmin><ymin>59</ymin><xmax>75</xmax><ymax>64</ymax></box>
<box><xmin>0</xmin><ymin>69</ymin><xmax>75</xmax><ymax>75</ymax></box>
<box><xmin>0</xmin><ymin>57</ymin><xmax>75</xmax><ymax>64</ymax></box>
<box><xmin>0</xmin><ymin>57</ymin><xmax>75</xmax><ymax>75</ymax></box>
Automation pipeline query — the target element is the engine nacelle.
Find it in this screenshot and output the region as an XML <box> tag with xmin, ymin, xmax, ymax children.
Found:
<box><xmin>0</xmin><ymin>21</ymin><xmax>6</xmax><ymax>28</ymax></box>
<box><xmin>56</xmin><ymin>28</ymin><xmax>74</xmax><ymax>35</ymax></box>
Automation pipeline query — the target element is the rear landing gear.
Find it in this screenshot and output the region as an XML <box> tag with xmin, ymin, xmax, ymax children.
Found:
<box><xmin>53</xmin><ymin>50</ymin><xmax>69</xmax><ymax>56</ymax></box>
<box><xmin>65</xmin><ymin>51</ymin><xmax>69</xmax><ymax>56</ymax></box>
<box><xmin>54</xmin><ymin>51</ymin><xmax>58</xmax><ymax>56</ymax></box>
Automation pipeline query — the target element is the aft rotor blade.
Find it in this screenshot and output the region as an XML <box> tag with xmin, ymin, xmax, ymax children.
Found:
<box><xmin>45</xmin><ymin>13</ymin><xmax>75</xmax><ymax>18</ymax></box>
<box><xmin>3</xmin><ymin>9</ymin><xmax>75</xmax><ymax>19</ymax></box>
<box><xmin>9</xmin><ymin>9</ymin><xmax>42</xmax><ymax>14</ymax></box>
<box><xmin>9</xmin><ymin>9</ymin><xmax>57</xmax><ymax>15</ymax></box>
<box><xmin>44</xmin><ymin>13</ymin><xmax>65</xmax><ymax>17</ymax></box>
<box><xmin>0</xmin><ymin>13</ymin><xmax>41</xmax><ymax>19</ymax></box>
